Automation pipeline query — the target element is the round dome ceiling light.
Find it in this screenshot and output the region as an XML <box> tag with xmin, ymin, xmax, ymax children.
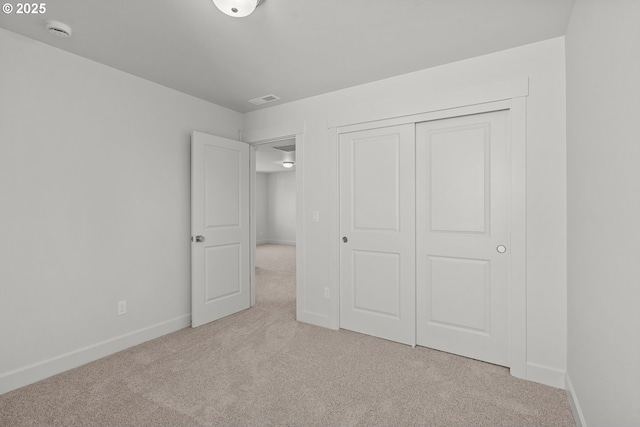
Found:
<box><xmin>46</xmin><ymin>20</ymin><xmax>72</xmax><ymax>38</ymax></box>
<box><xmin>212</xmin><ymin>0</ymin><xmax>264</xmax><ymax>18</ymax></box>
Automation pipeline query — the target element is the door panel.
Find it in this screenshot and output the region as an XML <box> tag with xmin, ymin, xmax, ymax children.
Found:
<box><xmin>205</xmin><ymin>244</ymin><xmax>241</xmax><ymax>301</ymax></box>
<box><xmin>416</xmin><ymin>111</ymin><xmax>509</xmax><ymax>366</ymax></box>
<box><xmin>192</xmin><ymin>131</ymin><xmax>250</xmax><ymax>328</ymax></box>
<box><xmin>352</xmin><ymin>136</ymin><xmax>400</xmax><ymax>231</ymax></box>
<box><xmin>429</xmin><ymin>126</ymin><xmax>489</xmax><ymax>234</ymax></box>
<box><xmin>353</xmin><ymin>250</ymin><xmax>400</xmax><ymax>317</ymax></box>
<box><xmin>428</xmin><ymin>256</ymin><xmax>490</xmax><ymax>333</ymax></box>
<box><xmin>339</xmin><ymin>125</ymin><xmax>415</xmax><ymax>346</ymax></box>
<box><xmin>204</xmin><ymin>146</ymin><xmax>241</xmax><ymax>227</ymax></box>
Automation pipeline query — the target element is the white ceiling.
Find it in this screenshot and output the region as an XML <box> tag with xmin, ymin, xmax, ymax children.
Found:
<box><xmin>0</xmin><ymin>0</ymin><xmax>575</xmax><ymax>113</ymax></box>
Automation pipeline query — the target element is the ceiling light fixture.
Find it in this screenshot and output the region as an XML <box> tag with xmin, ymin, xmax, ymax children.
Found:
<box><xmin>282</xmin><ymin>161</ymin><xmax>294</xmax><ymax>169</ymax></box>
<box><xmin>212</xmin><ymin>0</ymin><xmax>265</xmax><ymax>18</ymax></box>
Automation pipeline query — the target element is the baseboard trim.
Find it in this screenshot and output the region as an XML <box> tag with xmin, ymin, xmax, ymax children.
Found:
<box><xmin>0</xmin><ymin>314</ymin><xmax>191</xmax><ymax>395</ymax></box>
<box><xmin>297</xmin><ymin>309</ymin><xmax>333</xmax><ymax>330</ymax></box>
<box><xmin>526</xmin><ymin>362</ymin><xmax>566</xmax><ymax>389</ymax></box>
<box><xmin>565</xmin><ymin>373</ymin><xmax>587</xmax><ymax>427</ymax></box>
<box><xmin>261</xmin><ymin>239</ymin><xmax>296</xmax><ymax>246</ymax></box>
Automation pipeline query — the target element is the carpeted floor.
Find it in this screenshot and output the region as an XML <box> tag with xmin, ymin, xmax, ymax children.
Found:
<box><xmin>0</xmin><ymin>244</ymin><xmax>576</xmax><ymax>426</ymax></box>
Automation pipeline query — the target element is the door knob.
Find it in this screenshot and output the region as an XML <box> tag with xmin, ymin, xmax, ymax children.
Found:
<box><xmin>194</xmin><ymin>235</ymin><xmax>205</xmax><ymax>243</ymax></box>
<box><xmin>496</xmin><ymin>245</ymin><xmax>506</xmax><ymax>253</ymax></box>
<box><xmin>342</xmin><ymin>236</ymin><xmax>348</xmax><ymax>243</ymax></box>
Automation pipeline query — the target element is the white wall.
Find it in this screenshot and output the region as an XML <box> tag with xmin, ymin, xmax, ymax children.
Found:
<box><xmin>0</xmin><ymin>29</ymin><xmax>243</xmax><ymax>393</ymax></box>
<box><xmin>255</xmin><ymin>172</ymin><xmax>269</xmax><ymax>244</ymax></box>
<box><xmin>244</xmin><ymin>37</ymin><xmax>568</xmax><ymax>388</ymax></box>
<box><xmin>565</xmin><ymin>1</ymin><xmax>640</xmax><ymax>426</ymax></box>
<box><xmin>266</xmin><ymin>172</ymin><xmax>296</xmax><ymax>245</ymax></box>
<box><xmin>255</xmin><ymin>171</ymin><xmax>296</xmax><ymax>245</ymax></box>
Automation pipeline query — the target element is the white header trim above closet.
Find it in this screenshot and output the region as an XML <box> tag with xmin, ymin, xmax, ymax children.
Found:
<box><xmin>327</xmin><ymin>77</ymin><xmax>528</xmax><ymax>130</ymax></box>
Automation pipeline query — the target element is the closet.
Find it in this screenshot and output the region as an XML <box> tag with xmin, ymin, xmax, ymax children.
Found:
<box><xmin>339</xmin><ymin>109</ymin><xmax>510</xmax><ymax>366</ymax></box>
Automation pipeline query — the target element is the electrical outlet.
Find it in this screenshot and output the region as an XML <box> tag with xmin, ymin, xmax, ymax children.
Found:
<box><xmin>324</xmin><ymin>287</ymin><xmax>330</xmax><ymax>299</ymax></box>
<box><xmin>117</xmin><ymin>300</ymin><xmax>127</xmax><ymax>316</ymax></box>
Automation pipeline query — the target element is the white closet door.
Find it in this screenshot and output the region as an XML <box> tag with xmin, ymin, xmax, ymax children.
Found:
<box><xmin>416</xmin><ymin>111</ymin><xmax>510</xmax><ymax>366</ymax></box>
<box><xmin>339</xmin><ymin>124</ymin><xmax>416</xmax><ymax>346</ymax></box>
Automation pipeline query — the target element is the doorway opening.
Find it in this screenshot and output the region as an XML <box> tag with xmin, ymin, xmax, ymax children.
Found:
<box><xmin>253</xmin><ymin>138</ymin><xmax>298</xmax><ymax>309</ymax></box>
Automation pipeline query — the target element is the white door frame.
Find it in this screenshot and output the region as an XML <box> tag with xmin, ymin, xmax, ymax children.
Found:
<box><xmin>243</xmin><ymin>130</ymin><xmax>305</xmax><ymax>314</ymax></box>
<box><xmin>331</xmin><ymin>96</ymin><xmax>527</xmax><ymax>380</ymax></box>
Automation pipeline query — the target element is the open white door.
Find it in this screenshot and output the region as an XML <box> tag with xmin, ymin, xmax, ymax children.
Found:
<box><xmin>191</xmin><ymin>131</ymin><xmax>250</xmax><ymax>328</ymax></box>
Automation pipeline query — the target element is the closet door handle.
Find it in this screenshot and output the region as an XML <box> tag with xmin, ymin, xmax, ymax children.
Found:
<box><xmin>342</xmin><ymin>236</ymin><xmax>348</xmax><ymax>243</ymax></box>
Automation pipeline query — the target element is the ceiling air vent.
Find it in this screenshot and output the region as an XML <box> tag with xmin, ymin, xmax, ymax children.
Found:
<box><xmin>272</xmin><ymin>144</ymin><xmax>296</xmax><ymax>152</ymax></box>
<box><xmin>248</xmin><ymin>94</ymin><xmax>281</xmax><ymax>106</ymax></box>
<box><xmin>46</xmin><ymin>21</ymin><xmax>72</xmax><ymax>38</ymax></box>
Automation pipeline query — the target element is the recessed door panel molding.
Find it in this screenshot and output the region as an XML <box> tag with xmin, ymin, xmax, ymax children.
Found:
<box><xmin>429</xmin><ymin>124</ymin><xmax>490</xmax><ymax>235</ymax></box>
<box><xmin>416</xmin><ymin>110</ymin><xmax>509</xmax><ymax>367</ymax></box>
<box><xmin>352</xmin><ymin>134</ymin><xmax>400</xmax><ymax>231</ymax></box>
<box><xmin>339</xmin><ymin>124</ymin><xmax>415</xmax><ymax>346</ymax></box>
<box><xmin>427</xmin><ymin>256</ymin><xmax>490</xmax><ymax>335</ymax></box>
<box><xmin>205</xmin><ymin>244</ymin><xmax>241</xmax><ymax>302</ymax></box>
<box><xmin>352</xmin><ymin>250</ymin><xmax>400</xmax><ymax>318</ymax></box>
<box><xmin>205</xmin><ymin>145</ymin><xmax>241</xmax><ymax>229</ymax></box>
<box><xmin>192</xmin><ymin>131</ymin><xmax>251</xmax><ymax>328</ymax></box>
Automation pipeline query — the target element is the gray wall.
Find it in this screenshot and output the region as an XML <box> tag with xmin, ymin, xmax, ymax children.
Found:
<box><xmin>566</xmin><ymin>1</ymin><xmax>640</xmax><ymax>426</ymax></box>
<box><xmin>255</xmin><ymin>173</ymin><xmax>269</xmax><ymax>244</ymax></box>
<box><xmin>256</xmin><ymin>171</ymin><xmax>296</xmax><ymax>245</ymax></box>
<box><xmin>0</xmin><ymin>28</ymin><xmax>243</xmax><ymax>393</ymax></box>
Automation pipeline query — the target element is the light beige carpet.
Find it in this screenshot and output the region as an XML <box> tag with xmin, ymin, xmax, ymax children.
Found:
<box><xmin>0</xmin><ymin>244</ymin><xmax>576</xmax><ymax>426</ymax></box>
